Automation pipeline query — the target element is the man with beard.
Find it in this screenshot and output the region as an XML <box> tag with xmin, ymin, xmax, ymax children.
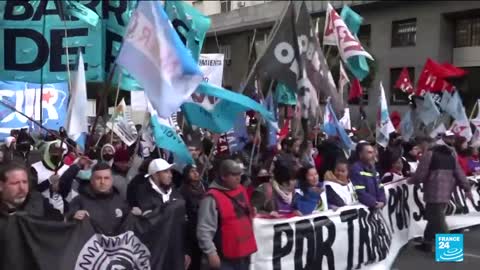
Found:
<box><xmin>136</xmin><ymin>158</ymin><xmax>191</xmax><ymax>269</ymax></box>
<box><xmin>0</xmin><ymin>162</ymin><xmax>62</xmax><ymax>219</ymax></box>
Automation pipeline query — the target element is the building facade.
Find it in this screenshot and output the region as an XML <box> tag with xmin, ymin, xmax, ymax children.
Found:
<box><xmin>191</xmin><ymin>1</ymin><xmax>480</xmax><ymax>125</ymax></box>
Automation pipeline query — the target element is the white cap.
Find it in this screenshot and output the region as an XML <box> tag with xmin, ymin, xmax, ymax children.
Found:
<box><xmin>444</xmin><ymin>130</ymin><xmax>455</xmax><ymax>136</ymax></box>
<box><xmin>145</xmin><ymin>158</ymin><xmax>174</xmax><ymax>178</ymax></box>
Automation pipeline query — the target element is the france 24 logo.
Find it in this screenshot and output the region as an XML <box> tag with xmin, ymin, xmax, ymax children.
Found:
<box><xmin>435</xmin><ymin>234</ymin><xmax>463</xmax><ymax>262</ymax></box>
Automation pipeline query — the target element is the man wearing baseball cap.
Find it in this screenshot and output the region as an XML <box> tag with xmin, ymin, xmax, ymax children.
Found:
<box><xmin>136</xmin><ymin>158</ymin><xmax>184</xmax><ymax>211</ymax></box>
<box><xmin>197</xmin><ymin>159</ymin><xmax>257</xmax><ymax>270</ymax></box>
<box><xmin>135</xmin><ymin>158</ymin><xmax>192</xmax><ymax>269</ymax></box>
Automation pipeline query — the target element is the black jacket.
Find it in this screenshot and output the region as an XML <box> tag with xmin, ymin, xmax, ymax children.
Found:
<box><xmin>136</xmin><ymin>181</ymin><xmax>185</xmax><ymax>212</ymax></box>
<box><xmin>0</xmin><ymin>191</ymin><xmax>63</xmax><ymax>220</ymax></box>
<box><xmin>137</xmin><ymin>181</ymin><xmax>190</xmax><ymax>255</ymax></box>
<box><xmin>67</xmin><ymin>186</ymin><xmax>130</xmax><ymax>235</ymax></box>
<box><xmin>127</xmin><ymin>174</ymin><xmax>148</xmax><ymax>208</ymax></box>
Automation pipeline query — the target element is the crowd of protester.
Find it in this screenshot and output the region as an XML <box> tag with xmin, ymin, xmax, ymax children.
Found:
<box><xmin>0</xmin><ymin>124</ymin><xmax>476</xmax><ymax>269</ymax></box>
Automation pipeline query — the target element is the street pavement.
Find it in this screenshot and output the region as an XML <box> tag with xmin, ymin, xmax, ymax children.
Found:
<box><xmin>392</xmin><ymin>225</ymin><xmax>480</xmax><ymax>270</ymax></box>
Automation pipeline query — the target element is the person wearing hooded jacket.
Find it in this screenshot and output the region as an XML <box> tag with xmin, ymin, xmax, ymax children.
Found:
<box><xmin>67</xmin><ymin>162</ymin><xmax>141</xmax><ymax>235</ymax></box>
<box><xmin>408</xmin><ymin>136</ymin><xmax>473</xmax><ymax>252</ymax></box>
<box><xmin>179</xmin><ymin>164</ymin><xmax>207</xmax><ymax>270</ymax></box>
<box><xmin>31</xmin><ymin>140</ymin><xmax>78</xmax><ymax>215</ymax></box>
<box><xmin>136</xmin><ymin>158</ymin><xmax>192</xmax><ymax>269</ymax></box>
<box><xmin>197</xmin><ymin>159</ymin><xmax>257</xmax><ymax>270</ymax></box>
<box><xmin>99</xmin><ymin>143</ymin><xmax>128</xmax><ymax>200</ymax></box>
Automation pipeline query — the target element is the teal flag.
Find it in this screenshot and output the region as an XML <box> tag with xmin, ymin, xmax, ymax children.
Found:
<box><xmin>341</xmin><ymin>5</ymin><xmax>370</xmax><ymax>81</ymax></box>
<box><xmin>340</xmin><ymin>5</ymin><xmax>363</xmax><ymax>35</ymax></box>
<box><xmin>275</xmin><ymin>82</ymin><xmax>297</xmax><ymax>106</ymax></box>
<box><xmin>151</xmin><ymin>115</ymin><xmax>193</xmax><ymax>164</ymax></box>
<box><xmin>182</xmin><ymin>83</ymin><xmax>274</xmax><ymax>133</ymax></box>
<box><xmin>0</xmin><ymin>0</ymin><xmax>140</xmax><ymax>90</ymax></box>
<box><xmin>166</xmin><ymin>0</ymin><xmax>211</xmax><ymax>62</ymax></box>
<box><xmin>346</xmin><ymin>57</ymin><xmax>370</xmax><ymax>82</ymax></box>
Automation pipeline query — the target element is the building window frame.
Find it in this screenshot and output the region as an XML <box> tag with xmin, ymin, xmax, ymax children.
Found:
<box><xmin>390</xmin><ymin>67</ymin><xmax>415</xmax><ymax>105</ymax></box>
<box><xmin>455</xmin><ymin>17</ymin><xmax>480</xmax><ymax>48</ymax></box>
<box><xmin>219</xmin><ymin>44</ymin><xmax>232</xmax><ymax>65</ymax></box>
<box><xmin>391</xmin><ymin>18</ymin><xmax>417</xmax><ymax>47</ymax></box>
<box><xmin>220</xmin><ymin>0</ymin><xmax>231</xmax><ymax>13</ymax></box>
<box><xmin>347</xmin><ymin>88</ymin><xmax>369</xmax><ymax>105</ymax></box>
<box><xmin>358</xmin><ymin>24</ymin><xmax>371</xmax><ymax>48</ymax></box>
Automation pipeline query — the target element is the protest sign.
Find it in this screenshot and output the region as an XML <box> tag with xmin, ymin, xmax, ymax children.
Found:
<box><xmin>251</xmin><ymin>178</ymin><xmax>480</xmax><ymax>270</ymax></box>
<box><xmin>198</xmin><ymin>54</ymin><xmax>224</xmax><ymax>87</ymax></box>
<box><xmin>0</xmin><ymin>81</ymin><xmax>68</xmax><ymax>138</ymax></box>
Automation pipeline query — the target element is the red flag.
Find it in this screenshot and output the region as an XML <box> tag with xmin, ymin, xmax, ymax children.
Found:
<box><xmin>416</xmin><ymin>59</ymin><xmax>466</xmax><ymax>96</ymax></box>
<box><xmin>442</xmin><ymin>63</ymin><xmax>467</xmax><ymax>77</ymax></box>
<box><xmin>348</xmin><ymin>79</ymin><xmax>363</xmax><ymax>102</ymax></box>
<box><xmin>278</xmin><ymin>119</ymin><xmax>290</xmax><ymax>141</ymax></box>
<box><xmin>394</xmin><ymin>67</ymin><xmax>414</xmax><ymax>94</ymax></box>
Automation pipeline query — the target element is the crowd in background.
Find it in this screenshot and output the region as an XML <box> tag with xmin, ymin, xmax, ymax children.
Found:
<box><xmin>0</xmin><ymin>123</ymin><xmax>475</xmax><ymax>270</ymax></box>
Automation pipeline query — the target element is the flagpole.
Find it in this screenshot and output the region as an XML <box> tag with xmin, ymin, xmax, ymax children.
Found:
<box><xmin>89</xmin><ymin>63</ymin><xmax>117</xmax><ymax>147</ymax></box>
<box><xmin>110</xmin><ymin>72</ymin><xmax>123</xmax><ymax>144</ymax></box>
<box><xmin>239</xmin><ymin>1</ymin><xmax>291</xmax><ymax>94</ymax></box>
<box><xmin>57</xmin><ymin>0</ymin><xmax>73</xmax><ymax>92</ymax></box>
<box><xmin>0</xmin><ymin>99</ymin><xmax>77</xmax><ymax>151</ymax></box>
<box><xmin>469</xmin><ymin>101</ymin><xmax>478</xmax><ymax>120</ymax></box>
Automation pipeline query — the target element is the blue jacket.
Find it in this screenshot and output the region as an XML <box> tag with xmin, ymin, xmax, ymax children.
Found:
<box><xmin>294</xmin><ymin>183</ymin><xmax>324</xmax><ymax>214</ymax></box>
<box><xmin>350</xmin><ymin>161</ymin><xmax>386</xmax><ymax>208</ymax></box>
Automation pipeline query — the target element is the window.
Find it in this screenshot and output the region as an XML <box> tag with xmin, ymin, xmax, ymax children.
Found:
<box><xmin>392</xmin><ymin>19</ymin><xmax>416</xmax><ymax>47</ymax></box>
<box><xmin>455</xmin><ymin>17</ymin><xmax>480</xmax><ymax>47</ymax></box>
<box><xmin>390</xmin><ymin>67</ymin><xmax>414</xmax><ymax>104</ymax></box>
<box><xmin>348</xmin><ymin>87</ymin><xmax>369</xmax><ymax>105</ymax></box>
<box><xmin>219</xmin><ymin>45</ymin><xmax>231</xmax><ymax>65</ymax></box>
<box><xmin>220</xmin><ymin>0</ymin><xmax>231</xmax><ymax>13</ymax></box>
<box><xmin>358</xmin><ymin>24</ymin><xmax>371</xmax><ymax>48</ymax></box>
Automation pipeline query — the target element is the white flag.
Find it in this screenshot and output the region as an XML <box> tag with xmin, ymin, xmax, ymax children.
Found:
<box><xmin>470</xmin><ymin>100</ymin><xmax>480</xmax><ymax>146</ymax></box>
<box><xmin>376</xmin><ymin>82</ymin><xmax>395</xmax><ymax>147</ymax></box>
<box><xmin>338</xmin><ymin>62</ymin><xmax>350</xmax><ymax>104</ymax></box>
<box><xmin>65</xmin><ymin>52</ymin><xmax>88</xmax><ymax>151</ymax></box>
<box><xmin>449</xmin><ymin>105</ymin><xmax>472</xmax><ymax>141</ymax></box>
<box><xmin>323</xmin><ymin>4</ymin><xmax>337</xmax><ymax>46</ymax></box>
<box><xmin>339</xmin><ymin>108</ymin><xmax>351</xmax><ymax>130</ymax></box>
<box><xmin>429</xmin><ymin>123</ymin><xmax>447</xmax><ymax>139</ymax></box>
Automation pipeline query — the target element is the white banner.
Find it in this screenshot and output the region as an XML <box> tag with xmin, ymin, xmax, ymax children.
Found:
<box><xmin>198</xmin><ymin>53</ymin><xmax>224</xmax><ymax>87</ymax></box>
<box><xmin>251</xmin><ymin>178</ymin><xmax>480</xmax><ymax>270</ymax></box>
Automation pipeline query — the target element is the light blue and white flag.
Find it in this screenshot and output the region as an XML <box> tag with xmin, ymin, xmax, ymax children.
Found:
<box><xmin>416</xmin><ymin>92</ymin><xmax>441</xmax><ymax>126</ymax></box>
<box><xmin>182</xmin><ymin>83</ymin><xmax>274</xmax><ymax>134</ymax></box>
<box><xmin>116</xmin><ymin>1</ymin><xmax>203</xmax><ymax>118</ymax></box>
<box><xmin>65</xmin><ymin>52</ymin><xmax>88</xmax><ymax>151</ymax></box>
<box><xmin>445</xmin><ymin>91</ymin><xmax>464</xmax><ymax>120</ymax></box>
<box><xmin>376</xmin><ymin>82</ymin><xmax>395</xmax><ymax>147</ymax></box>
<box><xmin>323</xmin><ymin>98</ymin><xmax>353</xmax><ymax>150</ymax></box>
<box><xmin>400</xmin><ymin>109</ymin><xmax>414</xmax><ymax>142</ymax></box>
<box><xmin>439</xmin><ymin>91</ymin><xmax>451</xmax><ymax>112</ymax></box>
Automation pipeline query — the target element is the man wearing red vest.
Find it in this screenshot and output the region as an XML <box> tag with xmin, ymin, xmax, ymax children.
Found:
<box><xmin>197</xmin><ymin>159</ymin><xmax>257</xmax><ymax>270</ymax></box>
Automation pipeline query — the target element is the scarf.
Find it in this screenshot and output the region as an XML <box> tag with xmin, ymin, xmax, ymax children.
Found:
<box><xmin>271</xmin><ymin>180</ymin><xmax>293</xmax><ymax>204</ymax></box>
<box><xmin>323</xmin><ymin>170</ymin><xmax>350</xmax><ymax>186</ymax></box>
<box><xmin>149</xmin><ymin>179</ymin><xmax>172</xmax><ymax>203</ymax></box>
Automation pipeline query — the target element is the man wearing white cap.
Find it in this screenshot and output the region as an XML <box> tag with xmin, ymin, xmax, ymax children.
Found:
<box><xmin>135</xmin><ymin>158</ymin><xmax>191</xmax><ymax>269</ymax></box>
<box><xmin>136</xmin><ymin>158</ymin><xmax>185</xmax><ymax>210</ymax></box>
